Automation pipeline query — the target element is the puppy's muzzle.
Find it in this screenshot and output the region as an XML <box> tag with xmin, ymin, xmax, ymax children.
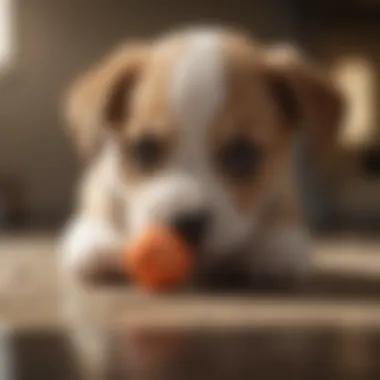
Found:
<box><xmin>171</xmin><ymin>211</ymin><xmax>211</xmax><ymax>248</ymax></box>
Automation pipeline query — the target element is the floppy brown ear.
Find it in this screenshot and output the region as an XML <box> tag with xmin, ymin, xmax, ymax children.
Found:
<box><xmin>64</xmin><ymin>43</ymin><xmax>149</xmax><ymax>160</ymax></box>
<box><xmin>265</xmin><ymin>46</ymin><xmax>344</xmax><ymax>155</ymax></box>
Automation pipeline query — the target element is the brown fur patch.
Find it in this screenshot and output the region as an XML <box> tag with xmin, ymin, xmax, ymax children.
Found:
<box><xmin>116</xmin><ymin>38</ymin><xmax>190</xmax><ymax>183</ymax></box>
<box><xmin>264</xmin><ymin>46</ymin><xmax>344</xmax><ymax>168</ymax></box>
<box><xmin>210</xmin><ymin>36</ymin><xmax>293</xmax><ymax>214</ymax></box>
<box><xmin>64</xmin><ymin>43</ymin><xmax>150</xmax><ymax>160</ymax></box>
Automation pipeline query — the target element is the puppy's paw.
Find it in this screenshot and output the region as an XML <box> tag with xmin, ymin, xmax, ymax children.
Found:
<box><xmin>61</xmin><ymin>216</ymin><xmax>124</xmax><ymax>283</ymax></box>
<box><xmin>248</xmin><ymin>227</ymin><xmax>311</xmax><ymax>288</ymax></box>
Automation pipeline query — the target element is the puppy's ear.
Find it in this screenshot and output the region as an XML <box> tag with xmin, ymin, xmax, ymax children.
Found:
<box><xmin>64</xmin><ymin>43</ymin><xmax>149</xmax><ymax>160</ymax></box>
<box><xmin>265</xmin><ymin>45</ymin><xmax>344</xmax><ymax>153</ymax></box>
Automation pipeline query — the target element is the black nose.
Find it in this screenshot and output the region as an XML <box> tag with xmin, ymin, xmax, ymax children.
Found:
<box><xmin>171</xmin><ymin>211</ymin><xmax>210</xmax><ymax>247</ymax></box>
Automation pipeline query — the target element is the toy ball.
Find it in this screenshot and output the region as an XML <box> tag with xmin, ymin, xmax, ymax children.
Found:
<box><xmin>124</xmin><ymin>227</ymin><xmax>194</xmax><ymax>292</ymax></box>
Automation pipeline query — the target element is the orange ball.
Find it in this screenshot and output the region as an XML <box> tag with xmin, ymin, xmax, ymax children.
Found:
<box><xmin>124</xmin><ymin>227</ymin><xmax>194</xmax><ymax>292</ymax></box>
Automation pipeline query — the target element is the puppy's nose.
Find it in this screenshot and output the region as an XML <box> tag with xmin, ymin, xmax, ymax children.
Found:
<box><xmin>171</xmin><ymin>211</ymin><xmax>210</xmax><ymax>247</ymax></box>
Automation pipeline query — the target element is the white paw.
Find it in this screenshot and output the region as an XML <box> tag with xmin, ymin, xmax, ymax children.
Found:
<box><xmin>61</xmin><ymin>216</ymin><xmax>122</xmax><ymax>280</ymax></box>
<box><xmin>249</xmin><ymin>227</ymin><xmax>311</xmax><ymax>281</ymax></box>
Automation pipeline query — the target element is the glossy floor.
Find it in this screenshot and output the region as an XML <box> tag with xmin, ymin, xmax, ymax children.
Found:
<box><xmin>4</xmin><ymin>325</ymin><xmax>380</xmax><ymax>380</ymax></box>
<box><xmin>1</xmin><ymin>235</ymin><xmax>380</xmax><ymax>380</ymax></box>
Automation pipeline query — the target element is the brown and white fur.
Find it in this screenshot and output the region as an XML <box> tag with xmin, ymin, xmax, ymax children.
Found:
<box><xmin>61</xmin><ymin>26</ymin><xmax>342</xmax><ymax>287</ymax></box>
<box><xmin>59</xmin><ymin>27</ymin><xmax>343</xmax><ymax>379</ymax></box>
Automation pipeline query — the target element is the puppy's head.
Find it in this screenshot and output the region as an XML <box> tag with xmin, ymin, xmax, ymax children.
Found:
<box><xmin>65</xmin><ymin>28</ymin><xmax>343</xmax><ymax>255</ymax></box>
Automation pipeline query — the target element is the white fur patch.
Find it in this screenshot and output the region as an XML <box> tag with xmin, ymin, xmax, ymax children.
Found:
<box><xmin>171</xmin><ymin>32</ymin><xmax>224</xmax><ymax>130</ymax></box>
<box><xmin>171</xmin><ymin>32</ymin><xmax>224</xmax><ymax>173</ymax></box>
<box><xmin>128</xmin><ymin>174</ymin><xmax>207</xmax><ymax>237</ymax></box>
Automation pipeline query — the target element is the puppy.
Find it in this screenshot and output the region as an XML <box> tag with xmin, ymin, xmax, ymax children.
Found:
<box><xmin>61</xmin><ymin>27</ymin><xmax>343</xmax><ymax>287</ymax></box>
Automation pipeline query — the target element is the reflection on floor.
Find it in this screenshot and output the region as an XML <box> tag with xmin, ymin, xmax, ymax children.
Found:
<box><xmin>5</xmin><ymin>326</ymin><xmax>380</xmax><ymax>380</ymax></box>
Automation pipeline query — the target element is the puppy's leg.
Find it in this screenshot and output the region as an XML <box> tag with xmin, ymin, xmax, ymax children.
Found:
<box><xmin>61</xmin><ymin>215</ymin><xmax>123</xmax><ymax>281</ymax></box>
<box><xmin>245</xmin><ymin>195</ymin><xmax>312</xmax><ymax>289</ymax></box>
<box><xmin>61</xmin><ymin>147</ymin><xmax>128</xmax><ymax>284</ymax></box>
<box><xmin>247</xmin><ymin>225</ymin><xmax>311</xmax><ymax>287</ymax></box>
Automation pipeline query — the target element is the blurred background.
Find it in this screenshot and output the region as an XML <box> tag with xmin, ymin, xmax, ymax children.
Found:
<box><xmin>0</xmin><ymin>0</ymin><xmax>379</xmax><ymax>233</ymax></box>
<box><xmin>0</xmin><ymin>1</ymin><xmax>380</xmax><ymax>380</ymax></box>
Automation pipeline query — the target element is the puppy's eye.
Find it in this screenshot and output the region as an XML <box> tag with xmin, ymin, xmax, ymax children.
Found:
<box><xmin>128</xmin><ymin>135</ymin><xmax>164</xmax><ymax>172</ymax></box>
<box><xmin>218</xmin><ymin>138</ymin><xmax>262</xmax><ymax>180</ymax></box>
